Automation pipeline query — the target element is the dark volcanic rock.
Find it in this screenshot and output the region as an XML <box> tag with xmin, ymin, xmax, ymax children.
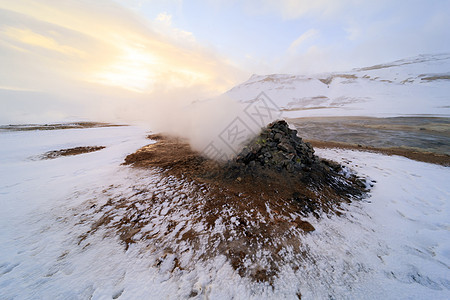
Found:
<box><xmin>231</xmin><ymin>120</ymin><xmax>324</xmax><ymax>175</ymax></box>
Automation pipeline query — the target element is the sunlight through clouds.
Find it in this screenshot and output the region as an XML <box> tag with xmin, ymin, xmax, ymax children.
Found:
<box><xmin>92</xmin><ymin>43</ymin><xmax>159</xmax><ymax>92</ymax></box>
<box><xmin>0</xmin><ymin>0</ymin><xmax>242</xmax><ymax>94</ymax></box>
<box><xmin>0</xmin><ymin>0</ymin><xmax>245</xmax><ymax>123</ymax></box>
<box><xmin>2</xmin><ymin>27</ymin><xmax>86</xmax><ymax>58</ymax></box>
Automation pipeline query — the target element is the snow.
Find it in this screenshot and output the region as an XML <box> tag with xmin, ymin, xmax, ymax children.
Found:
<box><xmin>226</xmin><ymin>53</ymin><xmax>450</xmax><ymax>118</ymax></box>
<box><xmin>0</xmin><ymin>125</ymin><xmax>449</xmax><ymax>299</ymax></box>
<box><xmin>305</xmin><ymin>149</ymin><xmax>450</xmax><ymax>299</ymax></box>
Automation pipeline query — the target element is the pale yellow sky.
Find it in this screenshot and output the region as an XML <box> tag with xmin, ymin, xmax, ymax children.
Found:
<box><xmin>0</xmin><ymin>0</ymin><xmax>243</xmax><ymax>95</ymax></box>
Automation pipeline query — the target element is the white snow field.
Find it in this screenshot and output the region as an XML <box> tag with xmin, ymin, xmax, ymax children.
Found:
<box><xmin>227</xmin><ymin>53</ymin><xmax>450</xmax><ymax>118</ymax></box>
<box><xmin>0</xmin><ymin>125</ymin><xmax>449</xmax><ymax>299</ymax></box>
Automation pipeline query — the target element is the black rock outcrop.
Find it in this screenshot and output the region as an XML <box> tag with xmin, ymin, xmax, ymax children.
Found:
<box><xmin>229</xmin><ymin>120</ymin><xmax>342</xmax><ymax>178</ymax></box>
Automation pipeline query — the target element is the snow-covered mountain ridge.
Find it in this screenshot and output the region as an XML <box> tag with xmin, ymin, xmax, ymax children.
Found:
<box><xmin>227</xmin><ymin>53</ymin><xmax>450</xmax><ymax>118</ymax></box>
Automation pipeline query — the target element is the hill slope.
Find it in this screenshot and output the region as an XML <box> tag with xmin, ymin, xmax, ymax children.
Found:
<box><xmin>226</xmin><ymin>53</ymin><xmax>450</xmax><ymax>118</ymax></box>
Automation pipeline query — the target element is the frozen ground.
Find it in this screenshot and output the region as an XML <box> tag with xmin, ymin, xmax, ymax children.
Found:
<box><xmin>0</xmin><ymin>125</ymin><xmax>449</xmax><ymax>299</ymax></box>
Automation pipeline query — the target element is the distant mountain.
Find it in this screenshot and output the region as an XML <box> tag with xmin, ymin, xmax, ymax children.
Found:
<box><xmin>226</xmin><ymin>53</ymin><xmax>450</xmax><ymax>118</ymax></box>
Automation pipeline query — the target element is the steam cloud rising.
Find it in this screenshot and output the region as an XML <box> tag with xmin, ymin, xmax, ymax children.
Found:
<box><xmin>145</xmin><ymin>93</ymin><xmax>283</xmax><ymax>160</ymax></box>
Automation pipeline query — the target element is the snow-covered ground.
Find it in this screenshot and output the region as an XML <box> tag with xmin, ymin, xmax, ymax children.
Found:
<box><xmin>1</xmin><ymin>126</ymin><xmax>449</xmax><ymax>299</ymax></box>
<box><xmin>226</xmin><ymin>53</ymin><xmax>450</xmax><ymax>118</ymax></box>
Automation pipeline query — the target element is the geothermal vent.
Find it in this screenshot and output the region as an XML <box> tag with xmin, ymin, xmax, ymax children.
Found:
<box><xmin>94</xmin><ymin>119</ymin><xmax>372</xmax><ymax>282</ymax></box>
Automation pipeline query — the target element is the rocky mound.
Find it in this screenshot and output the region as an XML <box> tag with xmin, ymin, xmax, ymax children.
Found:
<box><xmin>236</xmin><ymin>120</ymin><xmax>318</xmax><ymax>172</ymax></box>
<box><xmin>223</xmin><ymin>120</ymin><xmax>345</xmax><ymax>182</ymax></box>
<box><xmin>93</xmin><ymin>119</ymin><xmax>372</xmax><ymax>283</ymax></box>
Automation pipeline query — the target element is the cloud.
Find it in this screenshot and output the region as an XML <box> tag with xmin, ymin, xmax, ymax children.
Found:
<box><xmin>344</xmin><ymin>25</ymin><xmax>360</xmax><ymax>41</ymax></box>
<box><xmin>287</xmin><ymin>29</ymin><xmax>319</xmax><ymax>54</ymax></box>
<box><xmin>237</xmin><ymin>0</ymin><xmax>450</xmax><ymax>75</ymax></box>
<box><xmin>0</xmin><ymin>1</ymin><xmax>243</xmax><ymax>93</ymax></box>
<box><xmin>153</xmin><ymin>12</ymin><xmax>196</xmax><ymax>45</ymax></box>
<box><xmin>246</xmin><ymin>0</ymin><xmax>358</xmax><ymax>20</ymax></box>
<box><xmin>0</xmin><ymin>0</ymin><xmax>246</xmax><ymax>124</ymax></box>
<box><xmin>2</xmin><ymin>26</ymin><xmax>86</xmax><ymax>58</ymax></box>
<box><xmin>156</xmin><ymin>12</ymin><xmax>173</xmax><ymax>25</ymax></box>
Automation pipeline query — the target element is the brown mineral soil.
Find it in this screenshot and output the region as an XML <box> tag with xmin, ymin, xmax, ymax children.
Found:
<box><xmin>41</xmin><ymin>146</ymin><xmax>105</xmax><ymax>159</ymax></box>
<box><xmin>83</xmin><ymin>133</ymin><xmax>369</xmax><ymax>283</ymax></box>
<box><xmin>308</xmin><ymin>140</ymin><xmax>450</xmax><ymax>166</ymax></box>
<box><xmin>124</xmin><ymin>134</ymin><xmax>367</xmax><ymax>217</ymax></box>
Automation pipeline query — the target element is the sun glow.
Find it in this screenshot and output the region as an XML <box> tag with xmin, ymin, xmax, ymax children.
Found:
<box><xmin>0</xmin><ymin>0</ymin><xmax>243</xmax><ymax>97</ymax></box>
<box><xmin>91</xmin><ymin>41</ymin><xmax>217</xmax><ymax>93</ymax></box>
<box><xmin>92</xmin><ymin>44</ymin><xmax>159</xmax><ymax>92</ymax></box>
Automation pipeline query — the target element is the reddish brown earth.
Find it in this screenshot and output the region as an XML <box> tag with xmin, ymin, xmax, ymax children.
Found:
<box><xmin>124</xmin><ymin>134</ymin><xmax>368</xmax><ymax>219</ymax></box>
<box><xmin>41</xmin><ymin>146</ymin><xmax>105</xmax><ymax>159</ymax></box>
<box><xmin>83</xmin><ymin>133</ymin><xmax>369</xmax><ymax>282</ymax></box>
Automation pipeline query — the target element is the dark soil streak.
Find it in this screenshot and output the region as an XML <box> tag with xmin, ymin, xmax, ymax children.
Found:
<box><xmin>41</xmin><ymin>146</ymin><xmax>105</xmax><ymax>159</ymax></box>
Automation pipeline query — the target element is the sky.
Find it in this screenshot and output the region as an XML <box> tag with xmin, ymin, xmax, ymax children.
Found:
<box><xmin>0</xmin><ymin>0</ymin><xmax>449</xmax><ymax>124</ymax></box>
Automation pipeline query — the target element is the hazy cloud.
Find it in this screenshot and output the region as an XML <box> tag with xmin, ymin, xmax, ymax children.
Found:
<box><xmin>246</xmin><ymin>0</ymin><xmax>359</xmax><ymax>19</ymax></box>
<box><xmin>287</xmin><ymin>29</ymin><xmax>319</xmax><ymax>54</ymax></box>
<box><xmin>0</xmin><ymin>0</ymin><xmax>246</xmax><ymax>124</ymax></box>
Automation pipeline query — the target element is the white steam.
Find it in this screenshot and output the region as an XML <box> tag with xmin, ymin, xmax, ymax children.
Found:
<box><xmin>144</xmin><ymin>93</ymin><xmax>283</xmax><ymax>160</ymax></box>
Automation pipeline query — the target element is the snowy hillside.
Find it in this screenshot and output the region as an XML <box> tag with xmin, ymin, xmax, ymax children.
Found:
<box><xmin>227</xmin><ymin>53</ymin><xmax>450</xmax><ymax>118</ymax></box>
